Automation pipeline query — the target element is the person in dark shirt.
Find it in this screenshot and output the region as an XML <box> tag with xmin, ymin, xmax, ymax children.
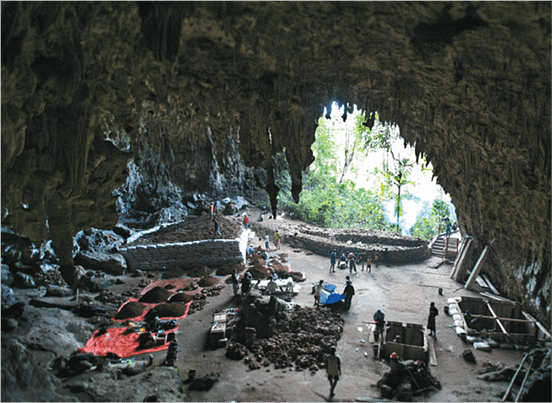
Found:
<box><xmin>428</xmin><ymin>302</ymin><xmax>439</xmax><ymax>339</ymax></box>
<box><xmin>373</xmin><ymin>309</ymin><xmax>385</xmax><ymax>335</ymax></box>
<box><xmin>343</xmin><ymin>280</ymin><xmax>355</xmax><ymax>310</ymax></box>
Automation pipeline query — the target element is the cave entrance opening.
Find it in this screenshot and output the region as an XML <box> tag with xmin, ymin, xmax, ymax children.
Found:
<box><xmin>277</xmin><ymin>102</ymin><xmax>456</xmax><ymax>239</ymax></box>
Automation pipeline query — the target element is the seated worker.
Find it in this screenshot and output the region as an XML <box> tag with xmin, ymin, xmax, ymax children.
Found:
<box><xmin>266</xmin><ymin>278</ymin><xmax>278</xmax><ymax>294</ymax></box>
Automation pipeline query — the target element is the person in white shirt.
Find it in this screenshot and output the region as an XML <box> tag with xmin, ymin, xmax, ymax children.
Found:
<box><xmin>325</xmin><ymin>345</ymin><xmax>341</xmax><ymax>398</ymax></box>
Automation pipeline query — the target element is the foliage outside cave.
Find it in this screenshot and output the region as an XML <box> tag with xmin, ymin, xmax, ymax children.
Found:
<box><xmin>275</xmin><ymin>106</ymin><xmax>455</xmax><ymax>240</ymax></box>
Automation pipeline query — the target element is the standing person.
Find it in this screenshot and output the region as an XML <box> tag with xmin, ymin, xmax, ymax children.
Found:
<box><xmin>366</xmin><ymin>256</ymin><xmax>372</xmax><ymax>273</ymax></box>
<box><xmin>373</xmin><ymin>309</ymin><xmax>385</xmax><ymax>335</ymax></box>
<box><xmin>163</xmin><ymin>338</ymin><xmax>179</xmax><ymax>366</ymax></box>
<box><xmin>209</xmin><ymin>202</ymin><xmax>214</xmax><ymax>220</ymax></box>
<box><xmin>324</xmin><ymin>346</ymin><xmax>341</xmax><ymax>398</ymax></box>
<box><xmin>314</xmin><ymin>279</ymin><xmax>325</xmax><ymax>307</ymax></box>
<box><xmin>241</xmin><ymin>272</ymin><xmax>251</xmax><ymax>297</ymax></box>
<box><xmin>329</xmin><ymin>250</ymin><xmax>337</xmax><ymax>273</ymax></box>
<box><xmin>445</xmin><ymin>218</ymin><xmax>452</xmax><ymax>238</ymax></box>
<box><xmin>265</xmin><ymin>234</ymin><xmax>270</xmax><ymax>251</ymax></box>
<box><xmin>214</xmin><ymin>219</ymin><xmax>221</xmax><ymax>238</ymax></box>
<box><xmin>347</xmin><ymin>251</ymin><xmax>357</xmax><ymax>273</ymax></box>
<box><xmin>231</xmin><ymin>269</ymin><xmax>239</xmax><ymax>296</ymax></box>
<box><xmin>374</xmin><ymin>253</ymin><xmax>379</xmax><ymax>268</ymax></box>
<box><xmin>428</xmin><ymin>302</ymin><xmax>439</xmax><ymax>339</ymax></box>
<box><xmin>274</xmin><ymin>230</ymin><xmax>281</xmax><ymax>249</ymax></box>
<box><xmin>243</xmin><ymin>214</ymin><xmax>250</xmax><ymax>228</ymax></box>
<box><xmin>357</xmin><ymin>254</ymin><xmax>364</xmax><ymax>272</ymax></box>
<box><xmin>343</xmin><ymin>280</ymin><xmax>355</xmax><ymax>310</ymax></box>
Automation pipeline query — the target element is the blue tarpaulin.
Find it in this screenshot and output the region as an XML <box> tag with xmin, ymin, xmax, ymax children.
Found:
<box><xmin>320</xmin><ymin>284</ymin><xmax>345</xmax><ymax>305</ymax></box>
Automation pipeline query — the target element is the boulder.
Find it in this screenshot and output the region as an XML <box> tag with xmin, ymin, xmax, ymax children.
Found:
<box><xmin>1</xmin><ymin>284</ymin><xmax>16</xmax><ymax>308</ymax></box>
<box><xmin>77</xmin><ymin>270</ymin><xmax>112</xmax><ymax>292</ymax></box>
<box><xmin>189</xmin><ymin>371</ymin><xmax>220</xmax><ymax>391</ymax></box>
<box><xmin>1</xmin><ymin>339</ymin><xmax>78</xmax><ymax>402</ymax></box>
<box><xmin>234</xmin><ymin>196</ymin><xmax>249</xmax><ymax>210</ymax></box>
<box><xmin>37</xmin><ymin>262</ymin><xmax>60</xmax><ymax>274</ymax></box>
<box><xmin>223</xmin><ymin>200</ymin><xmax>239</xmax><ymax>215</ymax></box>
<box><xmin>1</xmin><ymin>230</ymin><xmax>40</xmax><ymax>266</ymax></box>
<box><xmin>13</xmin><ymin>272</ymin><xmax>36</xmax><ymax>288</ymax></box>
<box><xmin>462</xmin><ymin>349</ymin><xmax>476</xmax><ymax>363</ymax></box>
<box><xmin>2</xmin><ymin>317</ymin><xmax>19</xmax><ymax>332</ymax></box>
<box><xmin>2</xmin><ymin>263</ymin><xmax>13</xmax><ymax>286</ymax></box>
<box><xmin>74</xmin><ymin>250</ymin><xmax>127</xmax><ymax>275</ymax></box>
<box><xmin>46</xmin><ymin>285</ymin><xmax>74</xmax><ymax>297</ymax></box>
<box><xmin>113</xmin><ymin>223</ymin><xmax>134</xmax><ymax>239</ymax></box>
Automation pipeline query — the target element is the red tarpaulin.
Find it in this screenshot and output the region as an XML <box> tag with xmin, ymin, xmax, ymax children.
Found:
<box><xmin>78</xmin><ymin>326</ymin><xmax>178</xmax><ymax>357</ymax></box>
<box><xmin>78</xmin><ymin>279</ymin><xmax>197</xmax><ymax>358</ymax></box>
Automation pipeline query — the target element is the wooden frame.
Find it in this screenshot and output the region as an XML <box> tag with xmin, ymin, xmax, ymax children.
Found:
<box><xmin>381</xmin><ymin>321</ymin><xmax>428</xmax><ymax>362</ymax></box>
<box><xmin>454</xmin><ymin>296</ymin><xmax>540</xmax><ymax>344</ymax></box>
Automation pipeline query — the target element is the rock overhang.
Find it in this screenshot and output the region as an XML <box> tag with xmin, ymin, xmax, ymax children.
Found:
<box><xmin>1</xmin><ymin>2</ymin><xmax>550</xmax><ymax>324</ymax></box>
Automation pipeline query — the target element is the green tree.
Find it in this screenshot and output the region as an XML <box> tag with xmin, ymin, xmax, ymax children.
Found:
<box><xmin>410</xmin><ymin>199</ymin><xmax>454</xmax><ymax>239</ymax></box>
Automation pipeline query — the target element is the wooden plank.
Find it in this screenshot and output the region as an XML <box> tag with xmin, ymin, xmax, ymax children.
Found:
<box><xmin>465</xmin><ymin>245</ymin><xmax>490</xmax><ymax>289</ymax></box>
<box><xmin>428</xmin><ymin>334</ymin><xmax>437</xmax><ymax>366</ymax></box>
<box><xmin>502</xmin><ymin>353</ymin><xmax>529</xmax><ymax>402</ymax></box>
<box><xmin>470</xmin><ymin>314</ymin><xmax>535</xmax><ymax>323</ymax></box>
<box><xmin>481</xmin><ymin>274</ymin><xmax>500</xmax><ymax>295</ymax></box>
<box><xmin>522</xmin><ymin>311</ymin><xmax>552</xmax><ymax>340</ymax></box>
<box><xmin>515</xmin><ymin>357</ymin><xmax>533</xmax><ymax>402</ymax></box>
<box><xmin>487</xmin><ymin>302</ymin><xmax>509</xmax><ymax>336</ymax></box>
<box><xmin>480</xmin><ymin>292</ymin><xmax>515</xmax><ymax>304</ymax></box>
<box><xmin>475</xmin><ymin>275</ymin><xmax>488</xmax><ymax>288</ymax></box>
<box><xmin>449</xmin><ymin>238</ymin><xmax>464</xmax><ymax>279</ymax></box>
<box><xmin>451</xmin><ymin>237</ymin><xmax>472</xmax><ymax>281</ymax></box>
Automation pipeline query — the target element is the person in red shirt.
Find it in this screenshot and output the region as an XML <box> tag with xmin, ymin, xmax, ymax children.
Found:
<box><xmin>243</xmin><ymin>214</ymin><xmax>250</xmax><ymax>228</ymax></box>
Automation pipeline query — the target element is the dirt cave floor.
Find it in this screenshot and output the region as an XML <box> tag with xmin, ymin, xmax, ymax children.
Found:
<box><xmin>75</xmin><ymin>208</ymin><xmax>528</xmax><ymax>402</ymax></box>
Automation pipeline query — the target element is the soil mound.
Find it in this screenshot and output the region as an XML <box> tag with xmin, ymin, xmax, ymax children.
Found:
<box><xmin>139</xmin><ymin>286</ymin><xmax>173</xmax><ymax>303</ymax></box>
<box><xmin>247</xmin><ymin>266</ymin><xmax>271</xmax><ymax>280</ymax></box>
<box><xmin>198</xmin><ymin>276</ymin><xmax>220</xmax><ymax>287</ymax></box>
<box><xmin>130</xmin><ymin>215</ymin><xmax>242</xmax><ymax>245</ymax></box>
<box><xmin>154</xmin><ymin>302</ymin><xmax>188</xmax><ymax>318</ymax></box>
<box><xmin>162</xmin><ymin>267</ymin><xmax>186</xmax><ymax>279</ymax></box>
<box><xmin>216</xmin><ymin>263</ymin><xmax>245</xmax><ymax>276</ymax></box>
<box><xmin>169</xmin><ymin>293</ymin><xmax>194</xmax><ymax>303</ymax></box>
<box><xmin>187</xmin><ymin>266</ymin><xmax>213</xmax><ymax>278</ymax></box>
<box><xmin>115</xmin><ymin>301</ymin><xmax>145</xmax><ymax>320</ymax></box>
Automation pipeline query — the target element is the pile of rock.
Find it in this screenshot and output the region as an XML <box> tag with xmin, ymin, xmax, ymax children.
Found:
<box><xmin>229</xmin><ymin>291</ymin><xmax>344</xmax><ymax>372</ymax></box>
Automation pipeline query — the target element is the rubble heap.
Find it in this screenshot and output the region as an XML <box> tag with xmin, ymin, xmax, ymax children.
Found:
<box><xmin>228</xmin><ymin>291</ymin><xmax>344</xmax><ymax>372</ymax></box>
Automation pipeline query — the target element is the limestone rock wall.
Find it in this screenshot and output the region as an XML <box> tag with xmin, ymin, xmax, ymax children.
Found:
<box><xmin>2</xmin><ymin>2</ymin><xmax>550</xmax><ymax>324</ymax></box>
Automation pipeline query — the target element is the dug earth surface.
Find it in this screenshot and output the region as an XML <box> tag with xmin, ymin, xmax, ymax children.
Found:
<box><xmin>58</xmin><ymin>210</ymin><xmax>526</xmax><ymax>402</ymax></box>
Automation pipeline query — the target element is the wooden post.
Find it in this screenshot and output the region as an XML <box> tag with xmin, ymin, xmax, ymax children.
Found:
<box><xmin>515</xmin><ymin>357</ymin><xmax>533</xmax><ymax>402</ymax></box>
<box><xmin>487</xmin><ymin>302</ymin><xmax>509</xmax><ymax>336</ymax></box>
<box><xmin>465</xmin><ymin>245</ymin><xmax>490</xmax><ymax>290</ymax></box>
<box><xmin>502</xmin><ymin>353</ymin><xmax>529</xmax><ymax>402</ymax></box>
<box><xmin>451</xmin><ymin>237</ymin><xmax>473</xmax><ymax>282</ymax></box>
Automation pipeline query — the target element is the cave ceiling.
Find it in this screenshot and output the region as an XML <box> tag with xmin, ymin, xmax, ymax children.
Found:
<box><xmin>1</xmin><ymin>2</ymin><xmax>551</xmax><ymax>321</ymax></box>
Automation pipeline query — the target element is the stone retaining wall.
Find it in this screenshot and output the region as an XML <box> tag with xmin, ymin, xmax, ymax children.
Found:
<box><xmin>299</xmin><ymin>227</ymin><xmax>427</xmax><ymax>247</ymax></box>
<box><xmin>118</xmin><ymin>230</ymin><xmax>249</xmax><ymax>271</ymax></box>
<box><xmin>288</xmin><ymin>233</ymin><xmax>430</xmax><ymax>264</ymax></box>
